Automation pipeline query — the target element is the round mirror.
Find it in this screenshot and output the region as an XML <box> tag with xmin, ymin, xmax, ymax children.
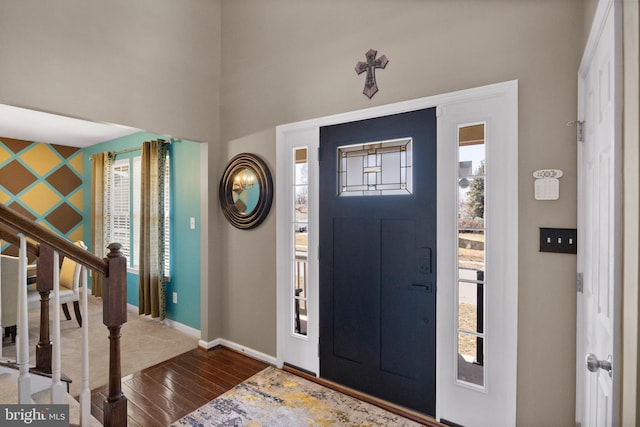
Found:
<box><xmin>220</xmin><ymin>153</ymin><xmax>273</xmax><ymax>229</ymax></box>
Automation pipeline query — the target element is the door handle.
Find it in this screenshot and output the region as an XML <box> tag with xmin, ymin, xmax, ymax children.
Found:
<box><xmin>411</xmin><ymin>282</ymin><xmax>433</xmax><ymax>293</ymax></box>
<box><xmin>585</xmin><ymin>353</ymin><xmax>612</xmax><ymax>377</ymax></box>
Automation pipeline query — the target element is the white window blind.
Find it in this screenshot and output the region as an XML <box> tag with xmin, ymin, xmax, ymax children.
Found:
<box><xmin>112</xmin><ymin>159</ymin><xmax>131</xmax><ymax>261</ymax></box>
<box><xmin>111</xmin><ymin>152</ymin><xmax>170</xmax><ymax>275</ymax></box>
<box><xmin>163</xmin><ymin>153</ymin><xmax>170</xmax><ymax>278</ymax></box>
<box><xmin>132</xmin><ymin>156</ymin><xmax>141</xmax><ymax>268</ymax></box>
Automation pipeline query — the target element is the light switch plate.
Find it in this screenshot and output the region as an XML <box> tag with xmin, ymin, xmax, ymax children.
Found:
<box><xmin>539</xmin><ymin>228</ymin><xmax>577</xmax><ymax>254</ymax></box>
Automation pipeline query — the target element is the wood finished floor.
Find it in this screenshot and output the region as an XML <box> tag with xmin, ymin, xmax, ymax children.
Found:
<box><xmin>90</xmin><ymin>346</ymin><xmax>269</xmax><ymax>426</ymax></box>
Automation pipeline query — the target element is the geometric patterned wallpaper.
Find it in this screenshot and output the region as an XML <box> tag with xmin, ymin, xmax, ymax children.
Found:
<box><xmin>0</xmin><ymin>136</ymin><xmax>83</xmax><ymax>254</ymax></box>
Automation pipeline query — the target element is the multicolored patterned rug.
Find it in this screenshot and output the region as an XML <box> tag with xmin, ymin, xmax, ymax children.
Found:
<box><xmin>170</xmin><ymin>366</ymin><xmax>422</xmax><ymax>426</ymax></box>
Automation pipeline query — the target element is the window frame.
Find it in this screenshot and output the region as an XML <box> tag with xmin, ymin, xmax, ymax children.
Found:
<box><xmin>110</xmin><ymin>151</ymin><xmax>170</xmax><ymax>276</ymax></box>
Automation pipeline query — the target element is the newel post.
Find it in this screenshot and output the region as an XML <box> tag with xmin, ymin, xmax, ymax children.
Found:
<box><xmin>102</xmin><ymin>242</ymin><xmax>128</xmax><ymax>426</ymax></box>
<box><xmin>35</xmin><ymin>244</ymin><xmax>54</xmax><ymax>373</ymax></box>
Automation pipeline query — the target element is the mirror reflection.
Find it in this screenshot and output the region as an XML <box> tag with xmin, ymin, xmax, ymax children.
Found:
<box><xmin>232</xmin><ymin>168</ymin><xmax>259</xmax><ymax>214</ymax></box>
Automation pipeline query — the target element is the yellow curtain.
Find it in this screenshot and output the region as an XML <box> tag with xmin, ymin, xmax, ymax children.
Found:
<box><xmin>138</xmin><ymin>140</ymin><xmax>167</xmax><ymax>319</ymax></box>
<box><xmin>90</xmin><ymin>152</ymin><xmax>112</xmax><ymax>297</ymax></box>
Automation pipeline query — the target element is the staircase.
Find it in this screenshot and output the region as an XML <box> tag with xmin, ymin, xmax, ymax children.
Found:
<box><xmin>0</xmin><ymin>369</ymin><xmax>101</xmax><ymax>426</ymax></box>
<box><xmin>0</xmin><ymin>203</ymin><xmax>128</xmax><ymax>426</ymax></box>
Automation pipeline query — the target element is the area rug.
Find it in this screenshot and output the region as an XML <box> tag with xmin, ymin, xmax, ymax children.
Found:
<box><xmin>171</xmin><ymin>366</ymin><xmax>422</xmax><ymax>426</ymax></box>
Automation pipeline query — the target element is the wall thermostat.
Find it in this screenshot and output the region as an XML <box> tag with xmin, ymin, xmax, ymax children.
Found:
<box><xmin>533</xmin><ymin>169</ymin><xmax>563</xmax><ymax>200</ymax></box>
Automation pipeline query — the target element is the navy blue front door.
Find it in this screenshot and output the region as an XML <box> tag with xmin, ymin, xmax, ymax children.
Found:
<box><xmin>319</xmin><ymin>108</ymin><xmax>437</xmax><ymax>415</ymax></box>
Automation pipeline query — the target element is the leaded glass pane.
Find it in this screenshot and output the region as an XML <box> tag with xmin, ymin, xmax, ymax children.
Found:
<box><xmin>338</xmin><ymin>138</ymin><xmax>412</xmax><ymax>196</ymax></box>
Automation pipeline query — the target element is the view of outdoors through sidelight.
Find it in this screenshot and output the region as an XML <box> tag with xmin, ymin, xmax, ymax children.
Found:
<box><xmin>457</xmin><ymin>123</ymin><xmax>486</xmax><ymax>387</ymax></box>
<box><xmin>293</xmin><ymin>148</ymin><xmax>308</xmax><ymax>336</ymax></box>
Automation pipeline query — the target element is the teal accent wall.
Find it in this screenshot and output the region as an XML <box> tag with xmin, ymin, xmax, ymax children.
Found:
<box><xmin>81</xmin><ymin>132</ymin><xmax>201</xmax><ymax>330</ymax></box>
<box><xmin>166</xmin><ymin>141</ymin><xmax>201</xmax><ymax>327</ymax></box>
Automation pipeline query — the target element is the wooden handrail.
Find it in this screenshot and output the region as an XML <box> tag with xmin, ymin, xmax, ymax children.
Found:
<box><xmin>0</xmin><ymin>204</ymin><xmax>107</xmax><ymax>274</ymax></box>
<box><xmin>0</xmin><ymin>223</ymin><xmax>40</xmax><ymax>258</ymax></box>
<box><xmin>0</xmin><ymin>202</ymin><xmax>128</xmax><ymax>426</ymax></box>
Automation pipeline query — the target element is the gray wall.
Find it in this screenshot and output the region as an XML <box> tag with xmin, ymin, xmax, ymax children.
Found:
<box><xmin>0</xmin><ymin>0</ymin><xmax>598</xmax><ymax>425</ymax></box>
<box><xmin>0</xmin><ymin>0</ymin><xmax>225</xmax><ymax>340</ymax></box>
<box><xmin>219</xmin><ymin>1</ymin><xmax>583</xmax><ymax>426</ymax></box>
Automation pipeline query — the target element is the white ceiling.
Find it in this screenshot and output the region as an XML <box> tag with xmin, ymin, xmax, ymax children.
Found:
<box><xmin>0</xmin><ymin>104</ymin><xmax>140</xmax><ymax>148</ymax></box>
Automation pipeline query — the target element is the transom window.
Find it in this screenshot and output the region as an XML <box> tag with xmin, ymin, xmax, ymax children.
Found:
<box><xmin>338</xmin><ymin>138</ymin><xmax>412</xmax><ymax>196</ymax></box>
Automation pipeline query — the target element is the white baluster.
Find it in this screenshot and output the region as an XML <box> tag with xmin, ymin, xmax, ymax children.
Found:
<box><xmin>79</xmin><ymin>266</ymin><xmax>90</xmax><ymax>425</ymax></box>
<box><xmin>16</xmin><ymin>233</ymin><xmax>31</xmax><ymax>404</ymax></box>
<box><xmin>50</xmin><ymin>251</ymin><xmax>64</xmax><ymax>403</ymax></box>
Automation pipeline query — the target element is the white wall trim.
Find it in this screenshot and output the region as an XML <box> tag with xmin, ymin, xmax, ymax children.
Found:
<box><xmin>198</xmin><ymin>338</ymin><xmax>278</xmax><ymax>366</ymax></box>
<box><xmin>163</xmin><ymin>318</ymin><xmax>201</xmax><ymax>339</ymax></box>
<box><xmin>127</xmin><ymin>303</ymin><xmax>201</xmax><ymax>339</ymax></box>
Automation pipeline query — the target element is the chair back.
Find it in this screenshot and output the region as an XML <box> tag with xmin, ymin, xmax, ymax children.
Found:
<box><xmin>0</xmin><ymin>254</ymin><xmax>20</xmax><ymax>328</ymax></box>
<box><xmin>59</xmin><ymin>241</ymin><xmax>87</xmax><ymax>292</ymax></box>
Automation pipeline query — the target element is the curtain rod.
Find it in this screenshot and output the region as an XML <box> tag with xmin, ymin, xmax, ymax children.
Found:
<box><xmin>111</xmin><ymin>138</ymin><xmax>173</xmax><ymax>157</ymax></box>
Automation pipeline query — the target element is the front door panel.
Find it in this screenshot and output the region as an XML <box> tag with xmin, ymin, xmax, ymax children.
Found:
<box><xmin>319</xmin><ymin>108</ymin><xmax>436</xmax><ymax>415</ymax></box>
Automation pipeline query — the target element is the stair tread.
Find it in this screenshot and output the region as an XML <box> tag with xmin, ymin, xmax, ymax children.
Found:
<box><xmin>0</xmin><ymin>374</ymin><xmax>101</xmax><ymax>426</ymax></box>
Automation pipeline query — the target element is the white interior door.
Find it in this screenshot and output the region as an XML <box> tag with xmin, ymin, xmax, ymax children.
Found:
<box><xmin>576</xmin><ymin>1</ymin><xmax>621</xmax><ymax>425</ymax></box>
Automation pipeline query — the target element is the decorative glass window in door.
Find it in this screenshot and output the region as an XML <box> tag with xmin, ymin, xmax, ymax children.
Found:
<box><xmin>456</xmin><ymin>123</ymin><xmax>486</xmax><ymax>388</ymax></box>
<box><xmin>338</xmin><ymin>138</ymin><xmax>412</xmax><ymax>196</ymax></box>
<box><xmin>292</xmin><ymin>148</ymin><xmax>308</xmax><ymax>336</ymax></box>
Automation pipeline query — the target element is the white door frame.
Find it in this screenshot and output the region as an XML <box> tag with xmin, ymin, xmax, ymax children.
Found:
<box><xmin>576</xmin><ymin>0</ymin><xmax>622</xmax><ymax>425</ymax></box>
<box><xmin>276</xmin><ymin>80</ymin><xmax>518</xmax><ymax>424</ymax></box>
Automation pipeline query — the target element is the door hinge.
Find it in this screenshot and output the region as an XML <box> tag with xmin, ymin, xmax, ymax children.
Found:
<box><xmin>577</xmin><ymin>272</ymin><xmax>583</xmax><ymax>293</ymax></box>
<box><xmin>317</xmin><ymin>340</ymin><xmax>321</xmax><ymax>358</ymax></box>
<box><xmin>317</xmin><ymin>146</ymin><xmax>322</xmax><ymax>162</ymax></box>
<box><xmin>577</xmin><ymin>121</ymin><xmax>584</xmax><ymax>143</ymax></box>
<box><xmin>567</xmin><ymin>120</ymin><xmax>584</xmax><ymax>143</ymax></box>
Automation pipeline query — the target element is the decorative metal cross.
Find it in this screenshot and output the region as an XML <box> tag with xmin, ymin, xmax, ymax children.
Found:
<box><xmin>355</xmin><ymin>49</ymin><xmax>389</xmax><ymax>99</ymax></box>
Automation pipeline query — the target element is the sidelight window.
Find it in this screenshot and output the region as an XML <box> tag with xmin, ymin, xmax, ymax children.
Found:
<box><xmin>292</xmin><ymin>148</ymin><xmax>308</xmax><ymax>336</ymax></box>
<box><xmin>456</xmin><ymin>123</ymin><xmax>486</xmax><ymax>388</ymax></box>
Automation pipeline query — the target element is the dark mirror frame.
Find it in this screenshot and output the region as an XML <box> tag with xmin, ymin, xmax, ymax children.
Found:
<box><xmin>219</xmin><ymin>153</ymin><xmax>273</xmax><ymax>230</ymax></box>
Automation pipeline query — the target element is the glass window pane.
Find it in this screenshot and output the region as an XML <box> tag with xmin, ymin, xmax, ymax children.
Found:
<box><xmin>112</xmin><ymin>160</ymin><xmax>130</xmax><ymax>260</ymax></box>
<box><xmin>458</xmin><ymin>281</ymin><xmax>484</xmax><ymax>333</ymax></box>
<box><xmin>457</xmin><ymin>333</ymin><xmax>484</xmax><ymax>386</ymax></box>
<box><xmin>294</xmin><ymin>223</ymin><xmax>308</xmax><ymax>252</ymax></box>
<box><xmin>295</xmin><ymin>186</ymin><xmax>308</xmax><ymax>223</ymax></box>
<box><xmin>295</xmin><ymin>150</ymin><xmax>308</xmax><ymax>185</ymax></box>
<box><xmin>293</xmin><ymin>147</ymin><xmax>309</xmax><ymax>337</ymax></box>
<box><xmin>338</xmin><ymin>138</ymin><xmax>412</xmax><ymax>196</ymax></box>
<box><xmin>294</xmin><ymin>240</ymin><xmax>308</xmax><ymax>336</ymax></box>
<box><xmin>346</xmin><ymin>155</ymin><xmax>363</xmax><ymax>187</ymax></box>
<box><xmin>458</xmin><ymin>126</ymin><xmax>485</xmax><ymax>225</ymax></box>
<box><xmin>458</xmin><ymin>230</ymin><xmax>485</xmax><ymax>270</ymax></box>
<box><xmin>457</xmin><ymin>123</ymin><xmax>485</xmax><ymax>389</ymax></box>
<box><xmin>132</xmin><ymin>156</ymin><xmax>141</xmax><ymax>268</ymax></box>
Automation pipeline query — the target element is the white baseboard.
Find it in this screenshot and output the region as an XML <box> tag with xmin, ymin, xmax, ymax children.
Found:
<box><xmin>198</xmin><ymin>338</ymin><xmax>277</xmax><ymax>366</ymax></box>
<box><xmin>163</xmin><ymin>318</ymin><xmax>200</xmax><ymax>339</ymax></box>
<box><xmin>125</xmin><ymin>304</ymin><xmax>273</xmax><ymax>365</ymax></box>
<box><xmin>127</xmin><ymin>303</ymin><xmax>201</xmax><ymax>339</ymax></box>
